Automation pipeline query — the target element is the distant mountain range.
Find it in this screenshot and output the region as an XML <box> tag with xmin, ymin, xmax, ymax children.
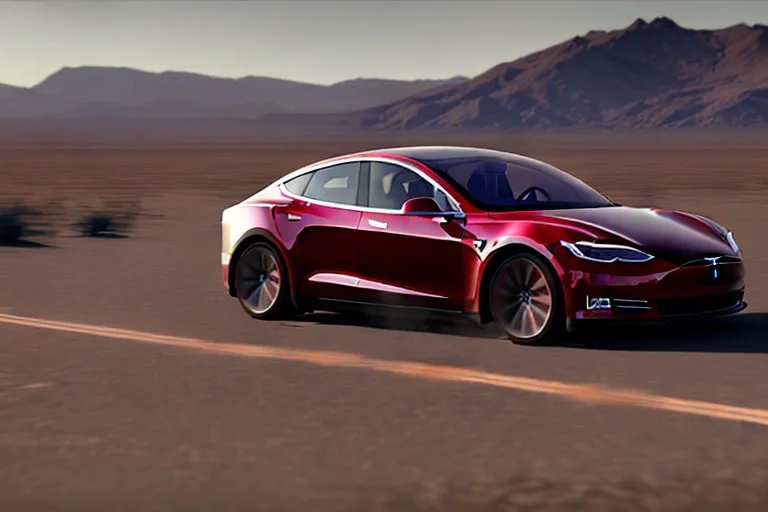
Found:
<box><xmin>0</xmin><ymin>68</ymin><xmax>468</xmax><ymax>119</ymax></box>
<box><xmin>263</xmin><ymin>17</ymin><xmax>768</xmax><ymax>130</ymax></box>
<box><xmin>365</xmin><ymin>17</ymin><xmax>768</xmax><ymax>129</ymax></box>
<box><xmin>2</xmin><ymin>17</ymin><xmax>767</xmax><ymax>130</ymax></box>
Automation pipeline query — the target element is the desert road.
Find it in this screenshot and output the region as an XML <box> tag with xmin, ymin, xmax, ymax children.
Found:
<box><xmin>2</xmin><ymin>194</ymin><xmax>768</xmax><ymax>512</ymax></box>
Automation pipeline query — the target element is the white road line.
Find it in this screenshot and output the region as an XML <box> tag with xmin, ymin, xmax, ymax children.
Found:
<box><xmin>1</xmin><ymin>312</ymin><xmax>767</xmax><ymax>427</ymax></box>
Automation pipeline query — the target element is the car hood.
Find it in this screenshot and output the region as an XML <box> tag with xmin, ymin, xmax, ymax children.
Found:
<box><xmin>490</xmin><ymin>206</ymin><xmax>737</xmax><ymax>264</ymax></box>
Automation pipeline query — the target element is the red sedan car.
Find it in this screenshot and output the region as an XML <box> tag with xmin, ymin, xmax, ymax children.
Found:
<box><xmin>221</xmin><ymin>146</ymin><xmax>746</xmax><ymax>345</ymax></box>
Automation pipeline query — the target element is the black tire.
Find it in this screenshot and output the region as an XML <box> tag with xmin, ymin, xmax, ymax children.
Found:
<box><xmin>234</xmin><ymin>241</ymin><xmax>294</xmax><ymax>320</ymax></box>
<box><xmin>488</xmin><ymin>252</ymin><xmax>565</xmax><ymax>345</ymax></box>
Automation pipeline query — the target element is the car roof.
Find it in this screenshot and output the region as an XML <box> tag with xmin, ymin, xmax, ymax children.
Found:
<box><xmin>373</xmin><ymin>146</ymin><xmax>522</xmax><ymax>161</ymax></box>
<box><xmin>349</xmin><ymin>146</ymin><xmax>544</xmax><ymax>167</ymax></box>
<box><xmin>297</xmin><ymin>146</ymin><xmax>557</xmax><ymax>185</ymax></box>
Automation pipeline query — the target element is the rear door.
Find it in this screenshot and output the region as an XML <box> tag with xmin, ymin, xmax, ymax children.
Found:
<box><xmin>355</xmin><ymin>161</ymin><xmax>470</xmax><ymax>311</ymax></box>
<box><xmin>274</xmin><ymin>161</ymin><xmax>365</xmax><ymax>301</ymax></box>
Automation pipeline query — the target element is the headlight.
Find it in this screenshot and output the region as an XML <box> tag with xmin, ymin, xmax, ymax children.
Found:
<box><xmin>560</xmin><ymin>241</ymin><xmax>654</xmax><ymax>263</ymax></box>
<box><xmin>726</xmin><ymin>231</ymin><xmax>741</xmax><ymax>254</ymax></box>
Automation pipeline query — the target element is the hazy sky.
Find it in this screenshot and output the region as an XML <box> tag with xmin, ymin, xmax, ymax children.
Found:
<box><xmin>1</xmin><ymin>0</ymin><xmax>766</xmax><ymax>87</ymax></box>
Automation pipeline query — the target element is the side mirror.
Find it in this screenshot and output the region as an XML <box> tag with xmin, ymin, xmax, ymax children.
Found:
<box><xmin>402</xmin><ymin>197</ymin><xmax>441</xmax><ymax>214</ymax></box>
<box><xmin>401</xmin><ymin>197</ymin><xmax>466</xmax><ymax>223</ymax></box>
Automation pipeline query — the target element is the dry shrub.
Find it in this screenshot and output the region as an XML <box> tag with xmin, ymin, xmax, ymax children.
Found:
<box><xmin>72</xmin><ymin>198</ymin><xmax>141</xmax><ymax>238</ymax></box>
<box><xmin>0</xmin><ymin>199</ymin><xmax>59</xmax><ymax>246</ymax></box>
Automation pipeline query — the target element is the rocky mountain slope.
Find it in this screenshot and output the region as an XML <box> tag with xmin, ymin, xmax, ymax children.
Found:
<box><xmin>356</xmin><ymin>17</ymin><xmax>768</xmax><ymax>129</ymax></box>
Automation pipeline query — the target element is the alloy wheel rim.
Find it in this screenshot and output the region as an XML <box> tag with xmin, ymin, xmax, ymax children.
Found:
<box><xmin>490</xmin><ymin>258</ymin><xmax>552</xmax><ymax>339</ymax></box>
<box><xmin>237</xmin><ymin>247</ymin><xmax>281</xmax><ymax>314</ymax></box>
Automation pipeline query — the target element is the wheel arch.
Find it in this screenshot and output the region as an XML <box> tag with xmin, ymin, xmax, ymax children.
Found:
<box><xmin>228</xmin><ymin>228</ymin><xmax>298</xmax><ymax>307</ymax></box>
<box><xmin>476</xmin><ymin>243</ymin><xmax>567</xmax><ymax>324</ymax></box>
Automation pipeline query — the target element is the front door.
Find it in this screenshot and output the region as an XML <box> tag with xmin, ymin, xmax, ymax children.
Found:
<box><xmin>355</xmin><ymin>161</ymin><xmax>469</xmax><ymax>311</ymax></box>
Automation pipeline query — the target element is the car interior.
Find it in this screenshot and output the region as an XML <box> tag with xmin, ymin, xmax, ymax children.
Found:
<box><xmin>293</xmin><ymin>161</ymin><xmax>459</xmax><ymax>212</ymax></box>
<box><xmin>467</xmin><ymin>162</ymin><xmax>517</xmax><ymax>204</ymax></box>
<box><xmin>369</xmin><ymin>167</ymin><xmax>437</xmax><ymax>210</ymax></box>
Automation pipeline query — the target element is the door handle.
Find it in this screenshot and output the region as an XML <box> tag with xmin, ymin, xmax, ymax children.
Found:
<box><xmin>368</xmin><ymin>219</ymin><xmax>387</xmax><ymax>229</ymax></box>
<box><xmin>286</xmin><ymin>213</ymin><xmax>302</xmax><ymax>221</ymax></box>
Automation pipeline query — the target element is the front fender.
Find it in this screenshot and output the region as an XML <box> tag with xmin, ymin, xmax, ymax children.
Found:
<box><xmin>467</xmin><ymin>235</ymin><xmax>570</xmax><ymax>320</ymax></box>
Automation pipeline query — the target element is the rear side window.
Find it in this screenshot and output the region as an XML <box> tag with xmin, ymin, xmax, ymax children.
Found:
<box><xmin>283</xmin><ymin>172</ymin><xmax>312</xmax><ymax>195</ymax></box>
<box><xmin>302</xmin><ymin>162</ymin><xmax>360</xmax><ymax>206</ymax></box>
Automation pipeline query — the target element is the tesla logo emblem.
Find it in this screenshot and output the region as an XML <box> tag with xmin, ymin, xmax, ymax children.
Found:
<box><xmin>705</xmin><ymin>256</ymin><xmax>721</xmax><ymax>279</ymax></box>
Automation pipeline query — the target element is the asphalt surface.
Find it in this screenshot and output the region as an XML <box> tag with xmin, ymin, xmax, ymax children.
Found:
<box><xmin>2</xmin><ymin>193</ymin><xmax>768</xmax><ymax>511</ymax></box>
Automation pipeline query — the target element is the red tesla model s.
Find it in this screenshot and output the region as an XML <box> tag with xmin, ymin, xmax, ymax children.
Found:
<box><xmin>220</xmin><ymin>146</ymin><xmax>746</xmax><ymax>345</ymax></box>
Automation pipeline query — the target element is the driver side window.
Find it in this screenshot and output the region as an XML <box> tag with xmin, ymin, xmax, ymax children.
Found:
<box><xmin>434</xmin><ymin>189</ymin><xmax>454</xmax><ymax>211</ymax></box>
<box><xmin>368</xmin><ymin>162</ymin><xmax>443</xmax><ymax>211</ymax></box>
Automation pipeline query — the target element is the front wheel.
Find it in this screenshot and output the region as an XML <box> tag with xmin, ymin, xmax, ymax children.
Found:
<box><xmin>234</xmin><ymin>242</ymin><xmax>294</xmax><ymax>319</ymax></box>
<box><xmin>488</xmin><ymin>253</ymin><xmax>565</xmax><ymax>345</ymax></box>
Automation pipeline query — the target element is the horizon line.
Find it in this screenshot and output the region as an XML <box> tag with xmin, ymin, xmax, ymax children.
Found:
<box><xmin>3</xmin><ymin>64</ymin><xmax>471</xmax><ymax>90</ymax></box>
<box><xmin>2</xmin><ymin>15</ymin><xmax>763</xmax><ymax>89</ymax></box>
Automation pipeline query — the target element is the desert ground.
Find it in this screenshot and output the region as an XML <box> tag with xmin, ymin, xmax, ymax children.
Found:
<box><xmin>1</xmin><ymin>130</ymin><xmax>768</xmax><ymax>511</ymax></box>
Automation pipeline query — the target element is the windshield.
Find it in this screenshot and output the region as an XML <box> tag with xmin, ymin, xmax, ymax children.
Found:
<box><xmin>419</xmin><ymin>156</ymin><xmax>615</xmax><ymax>211</ymax></box>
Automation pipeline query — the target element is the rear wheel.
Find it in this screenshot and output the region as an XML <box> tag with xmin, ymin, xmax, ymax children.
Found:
<box><xmin>488</xmin><ymin>252</ymin><xmax>564</xmax><ymax>345</ymax></box>
<box><xmin>235</xmin><ymin>242</ymin><xmax>294</xmax><ymax>319</ymax></box>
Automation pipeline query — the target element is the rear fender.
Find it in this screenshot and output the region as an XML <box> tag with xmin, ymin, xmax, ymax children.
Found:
<box><xmin>228</xmin><ymin>227</ymin><xmax>298</xmax><ymax>308</ymax></box>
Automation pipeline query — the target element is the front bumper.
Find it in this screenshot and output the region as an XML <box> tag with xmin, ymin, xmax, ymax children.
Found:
<box><xmin>567</xmin><ymin>258</ymin><xmax>746</xmax><ymax>321</ymax></box>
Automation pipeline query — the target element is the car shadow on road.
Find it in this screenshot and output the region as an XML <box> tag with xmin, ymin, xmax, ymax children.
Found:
<box><xmin>563</xmin><ymin>312</ymin><xmax>768</xmax><ymax>353</ymax></box>
<box><xmin>0</xmin><ymin>239</ymin><xmax>53</xmax><ymax>249</ymax></box>
<box><xmin>298</xmin><ymin>311</ymin><xmax>768</xmax><ymax>354</ymax></box>
<box><xmin>297</xmin><ymin>310</ymin><xmax>506</xmax><ymax>340</ymax></box>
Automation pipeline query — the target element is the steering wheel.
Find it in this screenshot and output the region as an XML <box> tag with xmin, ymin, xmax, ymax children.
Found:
<box><xmin>516</xmin><ymin>186</ymin><xmax>551</xmax><ymax>202</ymax></box>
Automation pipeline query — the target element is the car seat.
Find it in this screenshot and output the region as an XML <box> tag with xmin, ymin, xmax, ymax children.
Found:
<box><xmin>406</xmin><ymin>179</ymin><xmax>434</xmax><ymax>200</ymax></box>
<box><xmin>467</xmin><ymin>161</ymin><xmax>514</xmax><ymax>203</ymax></box>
